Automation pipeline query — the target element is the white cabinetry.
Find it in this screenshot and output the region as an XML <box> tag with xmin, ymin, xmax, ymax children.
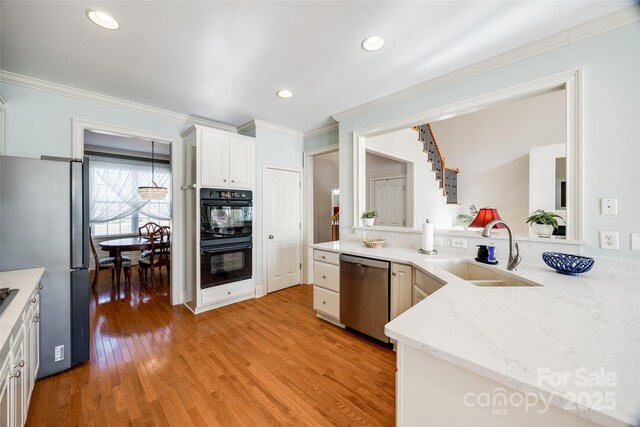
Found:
<box><xmin>413</xmin><ymin>269</ymin><xmax>445</xmax><ymax>305</ymax></box>
<box><xmin>182</xmin><ymin>125</ymin><xmax>256</xmax><ymax>315</ymax></box>
<box><xmin>312</xmin><ymin>249</ymin><xmax>341</xmax><ymax>324</ymax></box>
<box><xmin>1</xmin><ymin>284</ymin><xmax>40</xmax><ymax>427</ymax></box>
<box><xmin>390</xmin><ymin>263</ymin><xmax>413</xmax><ymax>320</ymax></box>
<box><xmin>196</xmin><ymin>127</ymin><xmax>254</xmax><ymax>189</ymax></box>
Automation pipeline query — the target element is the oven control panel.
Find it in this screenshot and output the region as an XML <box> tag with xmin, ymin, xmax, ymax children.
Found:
<box><xmin>201</xmin><ymin>188</ymin><xmax>252</xmax><ymax>200</ymax></box>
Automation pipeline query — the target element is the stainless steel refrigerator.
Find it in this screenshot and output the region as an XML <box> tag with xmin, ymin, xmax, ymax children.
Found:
<box><xmin>0</xmin><ymin>155</ymin><xmax>90</xmax><ymax>378</ymax></box>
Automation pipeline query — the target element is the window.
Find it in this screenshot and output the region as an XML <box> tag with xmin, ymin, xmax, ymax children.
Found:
<box><xmin>89</xmin><ymin>155</ymin><xmax>171</xmax><ymax>236</ymax></box>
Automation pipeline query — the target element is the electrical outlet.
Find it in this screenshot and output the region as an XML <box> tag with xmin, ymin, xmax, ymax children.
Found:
<box><xmin>599</xmin><ymin>231</ymin><xmax>619</xmax><ymax>250</ymax></box>
<box><xmin>434</xmin><ymin>236</ymin><xmax>444</xmax><ymax>246</ymax></box>
<box><xmin>600</xmin><ymin>198</ymin><xmax>618</xmax><ymax>215</ymax></box>
<box><xmin>631</xmin><ymin>233</ymin><xmax>640</xmax><ymax>251</ymax></box>
<box><xmin>451</xmin><ymin>238</ymin><xmax>467</xmax><ymax>249</ymax></box>
<box><xmin>55</xmin><ymin>345</ymin><xmax>64</xmax><ymax>361</ymax></box>
<box><xmin>356</xmin><ymin>230</ymin><xmax>366</xmax><ymax>239</ymax></box>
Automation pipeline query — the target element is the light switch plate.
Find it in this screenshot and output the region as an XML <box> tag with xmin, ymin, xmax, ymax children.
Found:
<box><xmin>599</xmin><ymin>231</ymin><xmax>619</xmax><ymax>250</ymax></box>
<box><xmin>600</xmin><ymin>198</ymin><xmax>618</xmax><ymax>215</ymax></box>
<box><xmin>631</xmin><ymin>233</ymin><xmax>640</xmax><ymax>251</ymax></box>
<box><xmin>356</xmin><ymin>230</ymin><xmax>366</xmax><ymax>239</ymax></box>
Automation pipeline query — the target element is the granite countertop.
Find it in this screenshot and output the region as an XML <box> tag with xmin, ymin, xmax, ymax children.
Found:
<box><xmin>0</xmin><ymin>268</ymin><xmax>45</xmax><ymax>351</ymax></box>
<box><xmin>311</xmin><ymin>240</ymin><xmax>640</xmax><ymax>426</ymax></box>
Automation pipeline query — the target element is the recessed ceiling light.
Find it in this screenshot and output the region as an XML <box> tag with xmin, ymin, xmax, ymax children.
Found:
<box><xmin>86</xmin><ymin>9</ymin><xmax>120</xmax><ymax>30</ymax></box>
<box><xmin>277</xmin><ymin>89</ymin><xmax>293</xmax><ymax>99</ymax></box>
<box><xmin>361</xmin><ymin>35</ymin><xmax>385</xmax><ymax>51</ymax></box>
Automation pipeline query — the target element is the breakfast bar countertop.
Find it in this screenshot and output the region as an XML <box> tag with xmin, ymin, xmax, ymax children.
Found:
<box><xmin>310</xmin><ymin>240</ymin><xmax>640</xmax><ymax>426</ymax></box>
<box><xmin>0</xmin><ymin>268</ymin><xmax>45</xmax><ymax>351</ymax></box>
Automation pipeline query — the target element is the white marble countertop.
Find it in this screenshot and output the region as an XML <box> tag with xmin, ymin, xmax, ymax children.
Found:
<box><xmin>311</xmin><ymin>241</ymin><xmax>640</xmax><ymax>426</ymax></box>
<box><xmin>0</xmin><ymin>268</ymin><xmax>44</xmax><ymax>351</ymax></box>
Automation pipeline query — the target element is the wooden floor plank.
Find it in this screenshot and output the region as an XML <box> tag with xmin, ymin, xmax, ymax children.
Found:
<box><xmin>26</xmin><ymin>270</ymin><xmax>396</xmax><ymax>426</ymax></box>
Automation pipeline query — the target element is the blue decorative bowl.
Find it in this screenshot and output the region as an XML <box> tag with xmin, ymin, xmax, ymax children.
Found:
<box><xmin>542</xmin><ymin>252</ymin><xmax>595</xmax><ymax>276</ymax></box>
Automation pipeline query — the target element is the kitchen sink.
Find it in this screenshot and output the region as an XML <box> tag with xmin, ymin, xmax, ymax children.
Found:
<box><xmin>429</xmin><ymin>261</ymin><xmax>541</xmax><ymax>287</ymax></box>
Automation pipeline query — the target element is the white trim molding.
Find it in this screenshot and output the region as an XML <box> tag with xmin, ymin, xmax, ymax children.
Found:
<box><xmin>71</xmin><ymin>118</ymin><xmax>184</xmax><ymax>306</ymax></box>
<box><xmin>332</xmin><ymin>6</ymin><xmax>638</xmax><ymax>123</ymax></box>
<box><xmin>0</xmin><ymin>71</ymin><xmax>237</xmax><ymax>133</ymax></box>
<box><xmin>0</xmin><ymin>93</ymin><xmax>6</xmax><ymax>155</ymax></box>
<box><xmin>238</xmin><ymin>119</ymin><xmax>304</xmax><ymax>139</ymax></box>
<box><xmin>304</xmin><ymin>122</ymin><xmax>339</xmax><ymax>139</ymax></box>
<box><xmin>352</xmin><ymin>69</ymin><xmax>583</xmax><ymax>241</ymax></box>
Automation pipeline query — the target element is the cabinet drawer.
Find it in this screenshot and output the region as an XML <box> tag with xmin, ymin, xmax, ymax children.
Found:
<box><xmin>201</xmin><ymin>280</ymin><xmax>253</xmax><ymax>306</ymax></box>
<box><xmin>415</xmin><ymin>269</ymin><xmax>445</xmax><ymax>296</ymax></box>
<box><xmin>313</xmin><ymin>286</ymin><xmax>339</xmax><ymax>320</ymax></box>
<box><xmin>313</xmin><ymin>261</ymin><xmax>339</xmax><ymax>292</ymax></box>
<box><xmin>413</xmin><ymin>285</ymin><xmax>428</xmax><ymax>305</ymax></box>
<box><xmin>313</xmin><ymin>250</ymin><xmax>339</xmax><ymax>266</ymax></box>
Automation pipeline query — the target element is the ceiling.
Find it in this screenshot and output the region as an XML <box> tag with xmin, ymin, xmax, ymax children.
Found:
<box><xmin>0</xmin><ymin>1</ymin><xmax>632</xmax><ymax>133</ymax></box>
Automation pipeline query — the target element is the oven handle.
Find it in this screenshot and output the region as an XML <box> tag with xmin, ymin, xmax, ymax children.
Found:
<box><xmin>201</xmin><ymin>244</ymin><xmax>253</xmax><ymax>253</ymax></box>
<box><xmin>201</xmin><ymin>201</ymin><xmax>252</xmax><ymax>207</ymax></box>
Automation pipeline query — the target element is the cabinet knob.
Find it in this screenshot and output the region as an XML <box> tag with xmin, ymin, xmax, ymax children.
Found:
<box><xmin>15</xmin><ymin>360</ymin><xmax>25</xmax><ymax>368</ymax></box>
<box><xmin>322</xmin><ymin>255</ymin><xmax>326</xmax><ymax>259</ymax></box>
<box><xmin>322</xmin><ymin>275</ymin><xmax>327</xmax><ymax>279</ymax></box>
<box><xmin>392</xmin><ymin>272</ymin><xmax>397</xmax><ymax>276</ymax></box>
<box><xmin>38</xmin><ymin>284</ymin><xmax>43</xmax><ymax>290</ymax></box>
<box><xmin>269</xmin><ymin>235</ymin><xmax>274</xmax><ymax>239</ymax></box>
<box><xmin>322</xmin><ymin>300</ymin><xmax>327</xmax><ymax>304</ymax></box>
<box><xmin>31</xmin><ymin>297</ymin><xmax>37</xmax><ymax>303</ymax></box>
<box><xmin>33</xmin><ymin>314</ymin><xmax>40</xmax><ymax>323</ymax></box>
<box><xmin>223</xmin><ymin>179</ymin><xmax>227</xmax><ymax>182</ymax></box>
<box><xmin>231</xmin><ymin>179</ymin><xmax>235</xmax><ymax>183</ymax></box>
<box><xmin>10</xmin><ymin>370</ymin><xmax>21</xmax><ymax>379</ymax></box>
<box><xmin>227</xmin><ymin>291</ymin><xmax>231</xmax><ymax>295</ymax></box>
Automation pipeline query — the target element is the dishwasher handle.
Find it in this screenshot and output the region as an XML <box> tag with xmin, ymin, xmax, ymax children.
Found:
<box><xmin>340</xmin><ymin>254</ymin><xmax>389</xmax><ymax>270</ymax></box>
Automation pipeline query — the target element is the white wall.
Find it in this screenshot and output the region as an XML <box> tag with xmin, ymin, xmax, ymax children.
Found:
<box><xmin>313</xmin><ymin>151</ymin><xmax>338</xmax><ymax>243</ymax></box>
<box><xmin>338</xmin><ymin>22</ymin><xmax>640</xmax><ymax>259</ymax></box>
<box><xmin>430</xmin><ymin>90</ymin><xmax>566</xmax><ymax>236</ymax></box>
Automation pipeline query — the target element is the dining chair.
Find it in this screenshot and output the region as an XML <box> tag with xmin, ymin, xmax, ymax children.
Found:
<box><xmin>138</xmin><ymin>226</ymin><xmax>170</xmax><ymax>287</ymax></box>
<box><xmin>138</xmin><ymin>222</ymin><xmax>162</xmax><ymax>258</ymax></box>
<box><xmin>89</xmin><ymin>225</ymin><xmax>132</xmax><ymax>289</ymax></box>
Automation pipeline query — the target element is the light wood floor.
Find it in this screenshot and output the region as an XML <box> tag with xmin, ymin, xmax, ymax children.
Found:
<box><xmin>26</xmin><ymin>270</ymin><xmax>396</xmax><ymax>426</ymax></box>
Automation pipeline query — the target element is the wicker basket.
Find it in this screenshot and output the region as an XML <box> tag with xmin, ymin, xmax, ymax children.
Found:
<box><xmin>362</xmin><ymin>239</ymin><xmax>386</xmax><ymax>248</ymax></box>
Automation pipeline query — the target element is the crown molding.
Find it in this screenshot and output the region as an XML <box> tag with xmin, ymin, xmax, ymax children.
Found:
<box><xmin>303</xmin><ymin>122</ymin><xmax>339</xmax><ymax>139</ymax></box>
<box><xmin>332</xmin><ymin>6</ymin><xmax>639</xmax><ymax>123</ymax></box>
<box><xmin>0</xmin><ymin>71</ymin><xmax>237</xmax><ymax>133</ymax></box>
<box><xmin>238</xmin><ymin>119</ymin><xmax>303</xmax><ymax>140</ymax></box>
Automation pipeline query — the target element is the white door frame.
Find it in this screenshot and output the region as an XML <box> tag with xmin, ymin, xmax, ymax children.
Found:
<box><xmin>262</xmin><ymin>163</ymin><xmax>303</xmax><ymax>295</ymax></box>
<box><xmin>303</xmin><ymin>144</ymin><xmax>338</xmax><ymax>285</ymax></box>
<box><xmin>71</xmin><ymin>118</ymin><xmax>182</xmax><ymax>305</ymax></box>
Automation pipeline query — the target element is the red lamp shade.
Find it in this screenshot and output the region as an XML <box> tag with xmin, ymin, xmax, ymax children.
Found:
<box><xmin>468</xmin><ymin>208</ymin><xmax>505</xmax><ymax>229</ymax></box>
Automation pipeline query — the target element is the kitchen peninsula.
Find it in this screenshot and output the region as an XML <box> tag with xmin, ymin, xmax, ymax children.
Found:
<box><xmin>310</xmin><ymin>240</ymin><xmax>640</xmax><ymax>426</ymax></box>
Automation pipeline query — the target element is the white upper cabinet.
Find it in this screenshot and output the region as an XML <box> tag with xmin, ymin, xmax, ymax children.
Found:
<box><xmin>200</xmin><ymin>130</ymin><xmax>229</xmax><ymax>188</ymax></box>
<box><xmin>199</xmin><ymin>128</ymin><xmax>254</xmax><ymax>189</ymax></box>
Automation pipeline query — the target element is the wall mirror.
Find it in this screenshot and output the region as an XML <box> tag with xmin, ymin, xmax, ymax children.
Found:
<box><xmin>353</xmin><ymin>71</ymin><xmax>581</xmax><ymax>240</ymax></box>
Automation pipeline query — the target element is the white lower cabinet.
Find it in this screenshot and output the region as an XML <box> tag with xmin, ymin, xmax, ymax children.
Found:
<box><xmin>413</xmin><ymin>268</ymin><xmax>446</xmax><ymax>305</ymax></box>
<box><xmin>1</xmin><ymin>285</ymin><xmax>40</xmax><ymax>427</ymax></box>
<box><xmin>313</xmin><ymin>250</ymin><xmax>340</xmax><ymax>323</ymax></box>
<box><xmin>390</xmin><ymin>263</ymin><xmax>413</xmax><ymax>320</ymax></box>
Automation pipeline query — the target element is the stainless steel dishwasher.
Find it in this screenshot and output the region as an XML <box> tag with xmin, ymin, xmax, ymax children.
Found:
<box><xmin>339</xmin><ymin>254</ymin><xmax>390</xmax><ymax>343</ymax></box>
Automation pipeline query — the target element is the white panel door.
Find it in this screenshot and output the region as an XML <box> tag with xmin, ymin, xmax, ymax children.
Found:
<box><xmin>200</xmin><ymin>130</ymin><xmax>229</xmax><ymax>187</ymax></box>
<box><xmin>265</xmin><ymin>168</ymin><xmax>301</xmax><ymax>293</ymax></box>
<box><xmin>373</xmin><ymin>177</ymin><xmax>405</xmax><ymax>226</ymax></box>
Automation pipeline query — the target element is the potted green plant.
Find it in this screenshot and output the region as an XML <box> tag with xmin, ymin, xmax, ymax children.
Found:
<box><xmin>361</xmin><ymin>211</ymin><xmax>378</xmax><ymax>227</ymax></box>
<box><xmin>526</xmin><ymin>209</ymin><xmax>563</xmax><ymax>237</ymax></box>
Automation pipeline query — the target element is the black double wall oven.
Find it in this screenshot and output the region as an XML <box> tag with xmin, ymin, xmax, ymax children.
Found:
<box><xmin>200</xmin><ymin>188</ymin><xmax>253</xmax><ymax>289</ymax></box>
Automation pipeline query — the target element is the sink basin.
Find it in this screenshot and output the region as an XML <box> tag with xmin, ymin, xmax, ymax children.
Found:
<box><xmin>429</xmin><ymin>261</ymin><xmax>541</xmax><ymax>287</ymax></box>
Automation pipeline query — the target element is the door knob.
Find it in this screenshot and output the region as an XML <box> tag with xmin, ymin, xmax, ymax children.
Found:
<box><xmin>269</xmin><ymin>235</ymin><xmax>274</xmax><ymax>239</ymax></box>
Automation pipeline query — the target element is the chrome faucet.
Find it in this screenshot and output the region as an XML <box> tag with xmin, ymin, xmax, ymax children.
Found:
<box><xmin>482</xmin><ymin>220</ymin><xmax>521</xmax><ymax>271</ymax></box>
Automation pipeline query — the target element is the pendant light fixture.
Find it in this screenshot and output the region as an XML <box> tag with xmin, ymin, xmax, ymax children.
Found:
<box><xmin>138</xmin><ymin>141</ymin><xmax>167</xmax><ymax>200</ymax></box>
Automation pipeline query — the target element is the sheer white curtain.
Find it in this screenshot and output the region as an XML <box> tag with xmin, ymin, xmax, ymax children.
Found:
<box><xmin>89</xmin><ymin>155</ymin><xmax>172</xmax><ymax>224</ymax></box>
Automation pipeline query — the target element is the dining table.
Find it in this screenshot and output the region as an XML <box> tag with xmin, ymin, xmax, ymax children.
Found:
<box><xmin>99</xmin><ymin>237</ymin><xmax>153</xmax><ymax>287</ymax></box>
